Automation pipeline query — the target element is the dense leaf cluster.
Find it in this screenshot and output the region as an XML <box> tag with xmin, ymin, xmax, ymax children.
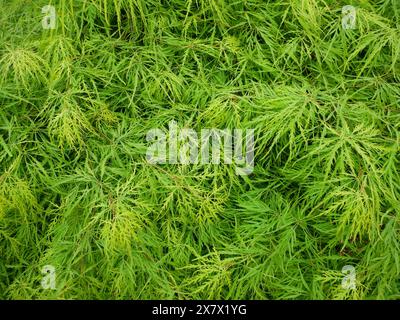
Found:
<box><xmin>0</xmin><ymin>0</ymin><xmax>399</xmax><ymax>299</ymax></box>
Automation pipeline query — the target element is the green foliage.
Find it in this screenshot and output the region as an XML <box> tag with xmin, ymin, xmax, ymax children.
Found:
<box><xmin>0</xmin><ymin>0</ymin><xmax>399</xmax><ymax>299</ymax></box>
